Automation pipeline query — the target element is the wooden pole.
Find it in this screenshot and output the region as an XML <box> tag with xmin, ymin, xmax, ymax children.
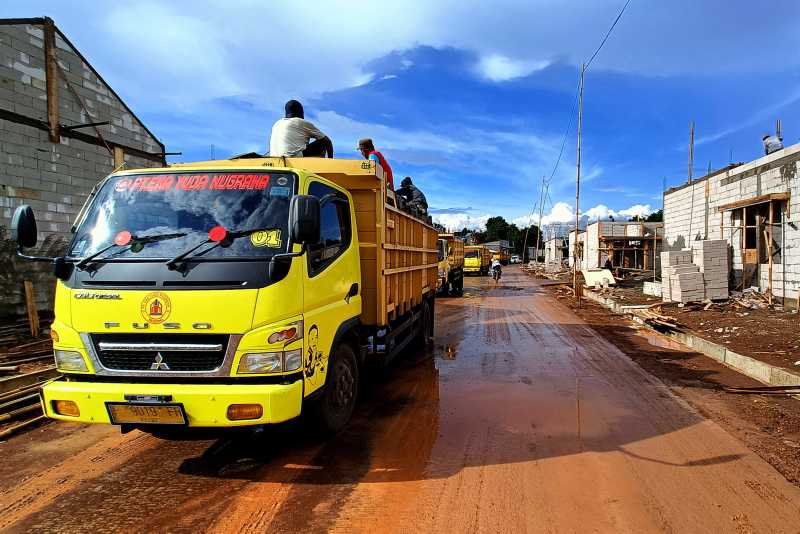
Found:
<box><xmin>573</xmin><ymin>64</ymin><xmax>585</xmax><ymax>306</ymax></box>
<box><xmin>688</xmin><ymin>121</ymin><xmax>694</xmax><ymax>183</ymax></box>
<box><xmin>534</xmin><ymin>177</ymin><xmax>549</xmax><ymax>263</ymax></box>
<box><xmin>23</xmin><ymin>281</ymin><xmax>40</xmax><ymax>338</ymax></box>
<box><xmin>768</xmin><ymin>201</ymin><xmax>774</xmax><ymax>305</ymax></box>
<box><xmin>43</xmin><ymin>17</ymin><xmax>60</xmax><ymax>144</ymax></box>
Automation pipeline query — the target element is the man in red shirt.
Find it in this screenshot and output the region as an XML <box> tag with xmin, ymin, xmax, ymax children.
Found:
<box><xmin>358</xmin><ymin>138</ymin><xmax>394</xmax><ymax>190</ymax></box>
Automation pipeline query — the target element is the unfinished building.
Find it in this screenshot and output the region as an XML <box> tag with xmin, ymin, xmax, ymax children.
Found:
<box><xmin>0</xmin><ymin>17</ymin><xmax>165</xmax><ymax>316</ymax></box>
<box><xmin>569</xmin><ymin>221</ymin><xmax>663</xmax><ymax>271</ymax></box>
<box><xmin>663</xmin><ymin>143</ymin><xmax>800</xmax><ymax>303</ymax></box>
<box><xmin>544</xmin><ymin>236</ymin><xmax>568</xmax><ymax>269</ymax></box>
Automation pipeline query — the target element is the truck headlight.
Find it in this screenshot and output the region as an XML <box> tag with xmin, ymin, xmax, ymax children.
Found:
<box><xmin>54</xmin><ymin>350</ymin><xmax>88</xmax><ymax>372</ymax></box>
<box><xmin>238</xmin><ymin>352</ymin><xmax>282</xmax><ymax>374</ymax></box>
<box><xmin>284</xmin><ymin>349</ymin><xmax>302</xmax><ymax>371</ymax></box>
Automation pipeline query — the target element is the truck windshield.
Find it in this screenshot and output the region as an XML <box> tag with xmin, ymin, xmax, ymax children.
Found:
<box><xmin>465</xmin><ymin>251</ymin><xmax>479</xmax><ymax>259</ymax></box>
<box><xmin>68</xmin><ymin>172</ymin><xmax>296</xmax><ymax>261</ymax></box>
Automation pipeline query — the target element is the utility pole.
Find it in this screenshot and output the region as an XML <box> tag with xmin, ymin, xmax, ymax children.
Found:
<box><xmin>534</xmin><ymin>177</ymin><xmax>549</xmax><ymax>264</ymax></box>
<box><xmin>776</xmin><ymin>118</ymin><xmax>782</xmax><ymax>138</ymax></box>
<box><xmin>573</xmin><ymin>64</ymin><xmax>586</xmax><ymax>306</ymax></box>
<box><xmin>688</xmin><ymin>121</ymin><xmax>695</xmax><ymax>183</ymax></box>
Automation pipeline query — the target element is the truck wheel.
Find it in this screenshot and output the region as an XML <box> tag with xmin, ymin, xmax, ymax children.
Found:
<box><xmin>418</xmin><ymin>297</ymin><xmax>434</xmax><ymax>346</ymax></box>
<box><xmin>453</xmin><ymin>276</ymin><xmax>464</xmax><ymax>296</ymax></box>
<box><xmin>314</xmin><ymin>343</ymin><xmax>359</xmax><ymax>434</ymax></box>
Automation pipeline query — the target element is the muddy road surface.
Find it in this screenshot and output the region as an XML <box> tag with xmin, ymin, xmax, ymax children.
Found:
<box><xmin>2</xmin><ymin>267</ymin><xmax>800</xmax><ymax>532</ymax></box>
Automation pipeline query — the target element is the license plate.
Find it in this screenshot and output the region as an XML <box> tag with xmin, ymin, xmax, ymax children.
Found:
<box><xmin>107</xmin><ymin>403</ymin><xmax>186</xmax><ymax>425</ymax></box>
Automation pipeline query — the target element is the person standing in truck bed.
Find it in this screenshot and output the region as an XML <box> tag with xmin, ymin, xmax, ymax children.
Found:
<box><xmin>270</xmin><ymin>100</ymin><xmax>334</xmax><ymax>157</ymax></box>
<box><xmin>358</xmin><ymin>138</ymin><xmax>394</xmax><ymax>190</ymax></box>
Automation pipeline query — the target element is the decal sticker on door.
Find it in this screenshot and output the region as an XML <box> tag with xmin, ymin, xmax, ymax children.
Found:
<box><xmin>304</xmin><ymin>324</ymin><xmax>327</xmax><ymax>388</ymax></box>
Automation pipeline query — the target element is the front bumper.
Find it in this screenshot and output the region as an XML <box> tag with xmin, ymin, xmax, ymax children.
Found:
<box><xmin>42</xmin><ymin>377</ymin><xmax>303</xmax><ymax>427</ymax></box>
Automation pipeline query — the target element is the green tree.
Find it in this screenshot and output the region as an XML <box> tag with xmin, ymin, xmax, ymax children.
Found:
<box><xmin>484</xmin><ymin>216</ymin><xmax>510</xmax><ymax>242</ymax></box>
<box><xmin>646</xmin><ymin>209</ymin><xmax>663</xmax><ymax>222</ymax></box>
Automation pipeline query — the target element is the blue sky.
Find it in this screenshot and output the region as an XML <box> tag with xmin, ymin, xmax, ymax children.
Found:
<box><xmin>8</xmin><ymin>0</ymin><xmax>800</xmax><ymax>231</ymax></box>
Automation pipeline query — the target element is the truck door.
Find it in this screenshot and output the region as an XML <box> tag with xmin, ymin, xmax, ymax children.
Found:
<box><xmin>302</xmin><ymin>180</ymin><xmax>361</xmax><ymax>396</ymax></box>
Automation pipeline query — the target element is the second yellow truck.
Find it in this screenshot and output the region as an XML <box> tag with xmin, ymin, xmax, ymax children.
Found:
<box><xmin>464</xmin><ymin>245</ymin><xmax>491</xmax><ymax>276</ymax></box>
<box><xmin>437</xmin><ymin>233</ymin><xmax>464</xmax><ymax>296</ymax></box>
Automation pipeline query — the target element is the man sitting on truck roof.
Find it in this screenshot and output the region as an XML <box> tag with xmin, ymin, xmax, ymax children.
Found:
<box><xmin>358</xmin><ymin>138</ymin><xmax>394</xmax><ymax>189</ymax></box>
<box><xmin>396</xmin><ymin>176</ymin><xmax>428</xmax><ymax>217</ymax></box>
<box><xmin>270</xmin><ymin>100</ymin><xmax>333</xmax><ymax>158</ymax></box>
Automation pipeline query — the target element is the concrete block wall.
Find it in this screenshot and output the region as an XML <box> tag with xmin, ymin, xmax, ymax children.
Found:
<box><xmin>0</xmin><ymin>21</ymin><xmax>163</xmax><ymax>317</ymax></box>
<box><xmin>664</xmin><ymin>143</ymin><xmax>800</xmax><ymax>302</ymax></box>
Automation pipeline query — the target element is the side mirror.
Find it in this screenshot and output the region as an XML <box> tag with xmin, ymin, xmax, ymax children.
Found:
<box><xmin>289</xmin><ymin>195</ymin><xmax>320</xmax><ymax>245</ymax></box>
<box><xmin>11</xmin><ymin>205</ymin><xmax>38</xmax><ymax>249</ymax></box>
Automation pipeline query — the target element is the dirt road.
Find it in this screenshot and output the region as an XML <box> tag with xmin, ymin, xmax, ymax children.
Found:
<box><xmin>2</xmin><ymin>267</ymin><xmax>800</xmax><ymax>533</ymax></box>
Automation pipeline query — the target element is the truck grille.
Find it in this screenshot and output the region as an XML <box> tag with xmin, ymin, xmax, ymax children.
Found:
<box><xmin>91</xmin><ymin>334</ymin><xmax>229</xmax><ymax>372</ymax></box>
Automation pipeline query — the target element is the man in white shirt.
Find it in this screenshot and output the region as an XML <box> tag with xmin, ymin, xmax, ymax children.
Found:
<box><xmin>270</xmin><ymin>100</ymin><xmax>333</xmax><ymax>157</ymax></box>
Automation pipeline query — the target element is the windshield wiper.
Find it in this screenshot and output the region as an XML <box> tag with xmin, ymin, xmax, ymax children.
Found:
<box><xmin>165</xmin><ymin>227</ymin><xmax>280</xmax><ymax>271</ymax></box>
<box><xmin>76</xmin><ymin>232</ymin><xmax>187</xmax><ymax>270</ymax></box>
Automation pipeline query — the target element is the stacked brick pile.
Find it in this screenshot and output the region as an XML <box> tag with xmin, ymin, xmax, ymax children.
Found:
<box><xmin>661</xmin><ymin>242</ymin><xmax>730</xmax><ymax>302</ymax></box>
<box><xmin>691</xmin><ymin>240</ymin><xmax>729</xmax><ymax>300</ymax></box>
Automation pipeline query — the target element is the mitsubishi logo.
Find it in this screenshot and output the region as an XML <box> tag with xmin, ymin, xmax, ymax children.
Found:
<box><xmin>150</xmin><ymin>353</ymin><xmax>170</xmax><ymax>370</ymax></box>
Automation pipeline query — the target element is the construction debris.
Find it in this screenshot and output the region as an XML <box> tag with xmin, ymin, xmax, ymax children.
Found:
<box><xmin>0</xmin><ymin>313</ymin><xmax>56</xmax><ymax>439</ymax></box>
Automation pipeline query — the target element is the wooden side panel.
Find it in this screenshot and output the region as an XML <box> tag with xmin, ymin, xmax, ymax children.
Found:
<box><xmin>342</xmin><ymin>175</ymin><xmax>437</xmax><ymax>327</ymax></box>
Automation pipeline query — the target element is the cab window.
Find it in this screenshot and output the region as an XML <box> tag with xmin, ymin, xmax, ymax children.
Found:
<box><xmin>307</xmin><ymin>181</ymin><xmax>351</xmax><ymax>275</ymax></box>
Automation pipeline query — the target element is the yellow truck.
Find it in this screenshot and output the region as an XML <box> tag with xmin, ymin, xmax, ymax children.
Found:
<box><xmin>490</xmin><ymin>249</ymin><xmax>510</xmax><ymax>266</ymax></box>
<box><xmin>11</xmin><ymin>157</ymin><xmax>437</xmax><ymax>434</ymax></box>
<box><xmin>464</xmin><ymin>245</ymin><xmax>491</xmax><ymax>276</ymax></box>
<box><xmin>436</xmin><ymin>233</ymin><xmax>464</xmax><ymax>296</ymax></box>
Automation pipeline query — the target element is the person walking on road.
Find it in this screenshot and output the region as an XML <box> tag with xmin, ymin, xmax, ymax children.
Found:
<box><xmin>270</xmin><ymin>100</ymin><xmax>333</xmax><ymax>158</ymax></box>
<box><xmin>358</xmin><ymin>138</ymin><xmax>394</xmax><ymax>190</ymax></box>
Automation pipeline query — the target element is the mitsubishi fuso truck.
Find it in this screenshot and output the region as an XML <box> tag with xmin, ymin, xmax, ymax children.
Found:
<box><xmin>463</xmin><ymin>245</ymin><xmax>491</xmax><ymax>276</ymax></box>
<box><xmin>11</xmin><ymin>157</ymin><xmax>437</xmax><ymax>434</ymax></box>
<box><xmin>436</xmin><ymin>233</ymin><xmax>464</xmax><ymax>296</ymax></box>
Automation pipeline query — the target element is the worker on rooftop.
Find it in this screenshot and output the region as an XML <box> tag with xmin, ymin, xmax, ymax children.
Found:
<box><xmin>762</xmin><ymin>133</ymin><xmax>784</xmax><ymax>155</ymax></box>
<box><xmin>270</xmin><ymin>100</ymin><xmax>333</xmax><ymax>158</ymax></box>
<box><xmin>358</xmin><ymin>138</ymin><xmax>394</xmax><ymax>190</ymax></box>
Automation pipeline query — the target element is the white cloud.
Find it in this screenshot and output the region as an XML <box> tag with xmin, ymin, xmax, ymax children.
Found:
<box><xmin>433</xmin><ymin>213</ymin><xmax>492</xmax><ymax>231</ymax></box>
<box><xmin>476</xmin><ymin>54</ymin><xmax>550</xmax><ymax>82</ymax></box>
<box><xmin>512</xmin><ymin>201</ymin><xmax>653</xmax><ymax>227</ymax></box>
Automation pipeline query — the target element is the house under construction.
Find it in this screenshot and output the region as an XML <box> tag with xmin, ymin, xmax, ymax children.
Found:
<box><xmin>663</xmin><ymin>142</ymin><xmax>800</xmax><ymax>302</ymax></box>
<box><xmin>568</xmin><ymin>221</ymin><xmax>663</xmax><ymax>271</ymax></box>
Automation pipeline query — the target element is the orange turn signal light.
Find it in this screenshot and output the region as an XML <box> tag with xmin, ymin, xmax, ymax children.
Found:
<box><xmin>226</xmin><ymin>404</ymin><xmax>263</xmax><ymax>421</ymax></box>
<box><xmin>52</xmin><ymin>400</ymin><xmax>80</xmax><ymax>417</ymax></box>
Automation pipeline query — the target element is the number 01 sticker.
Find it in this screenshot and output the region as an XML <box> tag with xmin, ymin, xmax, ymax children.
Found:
<box><xmin>250</xmin><ymin>229</ymin><xmax>282</xmax><ymax>248</ymax></box>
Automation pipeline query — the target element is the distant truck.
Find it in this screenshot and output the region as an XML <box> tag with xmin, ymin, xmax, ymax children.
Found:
<box><xmin>464</xmin><ymin>245</ymin><xmax>491</xmax><ymax>276</ymax></box>
<box><xmin>490</xmin><ymin>249</ymin><xmax>510</xmax><ymax>265</ymax></box>
<box><xmin>437</xmin><ymin>233</ymin><xmax>464</xmax><ymax>296</ymax></box>
<box><xmin>12</xmin><ymin>157</ymin><xmax>436</xmax><ymax>434</ymax></box>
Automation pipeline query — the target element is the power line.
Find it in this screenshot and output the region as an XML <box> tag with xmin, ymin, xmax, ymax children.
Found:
<box><xmin>584</xmin><ymin>0</ymin><xmax>632</xmax><ymax>70</ymax></box>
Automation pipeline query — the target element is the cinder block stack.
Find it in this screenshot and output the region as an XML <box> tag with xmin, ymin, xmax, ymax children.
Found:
<box><xmin>660</xmin><ymin>250</ymin><xmax>692</xmax><ymax>302</ymax></box>
<box><xmin>692</xmin><ymin>240</ymin><xmax>729</xmax><ymax>300</ymax></box>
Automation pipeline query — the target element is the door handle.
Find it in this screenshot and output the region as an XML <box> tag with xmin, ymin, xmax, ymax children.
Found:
<box><xmin>345</xmin><ymin>283</ymin><xmax>359</xmax><ymax>303</ymax></box>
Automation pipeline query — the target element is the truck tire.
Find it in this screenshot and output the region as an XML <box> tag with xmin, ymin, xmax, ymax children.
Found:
<box><xmin>417</xmin><ymin>297</ymin><xmax>434</xmax><ymax>346</ymax></box>
<box><xmin>314</xmin><ymin>342</ymin><xmax>359</xmax><ymax>434</ymax></box>
<box><xmin>452</xmin><ymin>274</ymin><xmax>463</xmax><ymax>296</ymax></box>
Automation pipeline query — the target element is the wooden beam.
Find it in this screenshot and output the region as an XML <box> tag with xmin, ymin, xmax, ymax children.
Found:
<box><xmin>23</xmin><ymin>281</ymin><xmax>40</xmax><ymax>338</ymax></box>
<box><xmin>43</xmin><ymin>17</ymin><xmax>59</xmax><ymax>143</ymax></box>
<box><xmin>717</xmin><ymin>192</ymin><xmax>790</xmax><ymax>212</ymax></box>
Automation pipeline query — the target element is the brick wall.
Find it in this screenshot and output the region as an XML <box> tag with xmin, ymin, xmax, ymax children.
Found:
<box><xmin>664</xmin><ymin>144</ymin><xmax>800</xmax><ymax>300</ymax></box>
<box><xmin>0</xmin><ymin>20</ymin><xmax>163</xmax><ymax>317</ymax></box>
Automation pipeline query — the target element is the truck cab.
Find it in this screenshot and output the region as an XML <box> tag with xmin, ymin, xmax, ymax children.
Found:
<box><xmin>436</xmin><ymin>233</ymin><xmax>464</xmax><ymax>296</ymax></box>
<box><xmin>11</xmin><ymin>157</ymin><xmax>436</xmax><ymax>434</ymax></box>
